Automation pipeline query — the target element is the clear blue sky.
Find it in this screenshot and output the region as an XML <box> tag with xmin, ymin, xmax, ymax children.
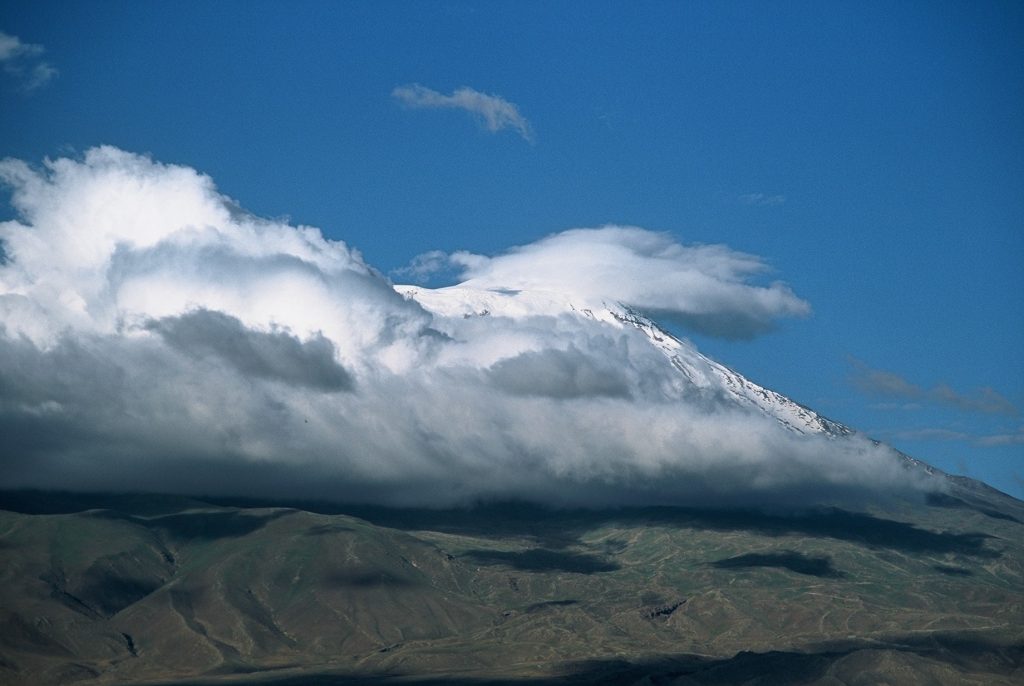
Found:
<box><xmin>2</xmin><ymin>1</ymin><xmax>1022</xmax><ymax>496</ymax></box>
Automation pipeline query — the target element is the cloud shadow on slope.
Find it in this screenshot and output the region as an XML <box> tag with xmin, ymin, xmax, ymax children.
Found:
<box><xmin>85</xmin><ymin>507</ymin><xmax>294</xmax><ymax>541</ymax></box>
<box><xmin>925</xmin><ymin>492</ymin><xmax>1022</xmax><ymax>524</ymax></box>
<box><xmin>712</xmin><ymin>550</ymin><xmax>845</xmax><ymax>578</ymax></box>
<box><xmin>0</xmin><ymin>491</ymin><xmax>1006</xmax><ymax>559</ymax></box>
<box><xmin>462</xmin><ymin>548</ymin><xmax>618</xmax><ymax>574</ymax></box>
<box><xmin>266</xmin><ymin>500</ymin><xmax>1004</xmax><ymax>560</ymax></box>
<box><xmin>322</xmin><ymin>569</ymin><xmax>419</xmax><ymax>589</ymax></box>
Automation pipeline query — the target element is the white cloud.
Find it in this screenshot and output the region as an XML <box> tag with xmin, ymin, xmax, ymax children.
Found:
<box><xmin>0</xmin><ymin>148</ymin><xmax>929</xmax><ymax>507</ymax></box>
<box><xmin>393</xmin><ymin>83</ymin><xmax>534</xmax><ymax>143</ymax></box>
<box><xmin>0</xmin><ymin>30</ymin><xmax>57</xmax><ymax>91</ymax></box>
<box><xmin>392</xmin><ymin>249</ymin><xmax>451</xmax><ymax>284</ymax></box>
<box><xmin>978</xmin><ymin>429</ymin><xmax>1024</xmax><ymax>447</ymax></box>
<box><xmin>874</xmin><ymin>425</ymin><xmax>1024</xmax><ymax>448</ymax></box>
<box><xmin>0</xmin><ymin>146</ymin><xmax>429</xmax><ymax>372</ymax></box>
<box><xmin>448</xmin><ymin>226</ymin><xmax>811</xmax><ymax>339</ymax></box>
<box><xmin>0</xmin><ymin>31</ymin><xmax>36</xmax><ymax>60</ymax></box>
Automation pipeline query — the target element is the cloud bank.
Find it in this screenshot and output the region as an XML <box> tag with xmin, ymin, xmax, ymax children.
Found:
<box><xmin>393</xmin><ymin>84</ymin><xmax>534</xmax><ymax>143</ymax></box>
<box><xmin>0</xmin><ymin>148</ymin><xmax>931</xmax><ymax>507</ymax></box>
<box><xmin>0</xmin><ymin>30</ymin><xmax>57</xmax><ymax>91</ymax></box>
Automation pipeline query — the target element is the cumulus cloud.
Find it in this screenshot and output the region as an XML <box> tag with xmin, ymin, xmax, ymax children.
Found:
<box><xmin>446</xmin><ymin>227</ymin><xmax>811</xmax><ymax>339</ymax></box>
<box><xmin>0</xmin><ymin>148</ymin><xmax>933</xmax><ymax>507</ymax></box>
<box><xmin>0</xmin><ymin>146</ymin><xmax>429</xmax><ymax>370</ymax></box>
<box><xmin>850</xmin><ymin>359</ymin><xmax>1018</xmax><ymax>416</ymax></box>
<box><xmin>393</xmin><ymin>83</ymin><xmax>534</xmax><ymax>143</ymax></box>
<box><xmin>486</xmin><ymin>344</ymin><xmax>632</xmax><ymax>400</ymax></box>
<box><xmin>146</xmin><ymin>309</ymin><xmax>353</xmax><ymax>392</ymax></box>
<box><xmin>0</xmin><ymin>30</ymin><xmax>57</xmax><ymax>91</ymax></box>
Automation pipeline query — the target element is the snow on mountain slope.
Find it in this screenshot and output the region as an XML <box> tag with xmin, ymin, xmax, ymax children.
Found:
<box><xmin>396</xmin><ymin>284</ymin><xmax>852</xmax><ymax>438</ymax></box>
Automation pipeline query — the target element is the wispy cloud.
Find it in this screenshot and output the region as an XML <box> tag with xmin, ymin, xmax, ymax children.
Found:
<box><xmin>850</xmin><ymin>358</ymin><xmax>1018</xmax><ymax>416</ymax></box>
<box><xmin>739</xmin><ymin>193</ymin><xmax>786</xmax><ymax>207</ymax></box>
<box><xmin>392</xmin><ymin>249</ymin><xmax>451</xmax><ymax>284</ymax></box>
<box><xmin>977</xmin><ymin>428</ymin><xmax>1024</xmax><ymax>447</ymax></box>
<box><xmin>878</xmin><ymin>426</ymin><xmax>1024</xmax><ymax>448</ymax></box>
<box><xmin>886</xmin><ymin>428</ymin><xmax>971</xmax><ymax>443</ymax></box>
<box><xmin>392</xmin><ymin>83</ymin><xmax>534</xmax><ymax>143</ymax></box>
<box><xmin>0</xmin><ymin>30</ymin><xmax>57</xmax><ymax>91</ymax></box>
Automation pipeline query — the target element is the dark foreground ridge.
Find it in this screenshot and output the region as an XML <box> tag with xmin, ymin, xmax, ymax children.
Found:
<box><xmin>0</xmin><ymin>485</ymin><xmax>1022</xmax><ymax>685</ymax></box>
<box><xmin>137</xmin><ymin>632</ymin><xmax>1024</xmax><ymax>685</ymax></box>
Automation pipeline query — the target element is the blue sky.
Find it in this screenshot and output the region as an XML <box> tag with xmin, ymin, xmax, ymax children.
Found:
<box><xmin>2</xmin><ymin>1</ymin><xmax>1022</xmax><ymax>497</ymax></box>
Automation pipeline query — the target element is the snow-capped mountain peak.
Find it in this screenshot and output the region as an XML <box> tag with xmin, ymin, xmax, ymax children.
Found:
<box><xmin>396</xmin><ymin>283</ymin><xmax>852</xmax><ymax>438</ymax></box>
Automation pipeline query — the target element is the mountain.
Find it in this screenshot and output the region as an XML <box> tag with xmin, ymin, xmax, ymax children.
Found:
<box><xmin>0</xmin><ymin>484</ymin><xmax>1022</xmax><ymax>685</ymax></box>
<box><xmin>1</xmin><ymin>285</ymin><xmax>1021</xmax><ymax>685</ymax></box>
<box><xmin>398</xmin><ymin>284</ymin><xmax>858</xmax><ymax>438</ymax></box>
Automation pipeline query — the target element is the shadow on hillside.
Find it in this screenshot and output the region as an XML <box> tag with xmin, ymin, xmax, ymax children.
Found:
<box><xmin>304</xmin><ymin>524</ymin><xmax>355</xmax><ymax>536</ymax></box>
<box><xmin>85</xmin><ymin>508</ymin><xmax>295</xmax><ymax>541</ymax></box>
<box><xmin>462</xmin><ymin>548</ymin><xmax>618</xmax><ymax>574</ymax></box>
<box><xmin>712</xmin><ymin>551</ymin><xmax>844</xmax><ymax>578</ymax></box>
<box><xmin>323</xmin><ymin>569</ymin><xmax>418</xmax><ymax>589</ymax></box>
<box><xmin>524</xmin><ymin>599</ymin><xmax>578</xmax><ymax>613</ymax></box>
<box><xmin>0</xmin><ymin>490</ymin><xmax>203</xmax><ymax>516</ymax></box>
<box><xmin>932</xmin><ymin>564</ymin><xmax>973</xmax><ymax>577</ymax></box>
<box><xmin>147</xmin><ymin>631</ymin><xmax>1024</xmax><ymax>685</ymax></box>
<box><xmin>329</xmin><ymin>502</ymin><xmax>1003</xmax><ymax>560</ymax></box>
<box><xmin>926</xmin><ymin>492</ymin><xmax>1022</xmax><ymax>523</ymax></box>
<box><xmin>655</xmin><ymin>506</ymin><xmax>1001</xmax><ymax>558</ymax></box>
<box><xmin>148</xmin><ymin>510</ymin><xmax>295</xmax><ymax>540</ymax></box>
<box><xmin>0</xmin><ymin>490</ymin><xmax>1004</xmax><ymax>558</ymax></box>
<box><xmin>73</xmin><ymin>572</ymin><xmax>164</xmax><ymax>617</ymax></box>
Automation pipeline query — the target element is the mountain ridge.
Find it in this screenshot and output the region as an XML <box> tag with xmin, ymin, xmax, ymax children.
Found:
<box><xmin>0</xmin><ymin>481</ymin><xmax>1021</xmax><ymax>685</ymax></box>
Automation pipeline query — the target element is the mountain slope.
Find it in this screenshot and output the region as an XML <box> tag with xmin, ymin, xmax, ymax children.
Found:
<box><xmin>0</xmin><ymin>485</ymin><xmax>1021</xmax><ymax>685</ymax></box>
<box><xmin>399</xmin><ymin>284</ymin><xmax>857</xmax><ymax>438</ymax></box>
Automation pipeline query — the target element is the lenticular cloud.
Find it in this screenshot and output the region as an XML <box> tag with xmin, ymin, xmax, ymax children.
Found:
<box><xmin>0</xmin><ymin>147</ymin><xmax>927</xmax><ymax>506</ymax></box>
<box><xmin>448</xmin><ymin>227</ymin><xmax>810</xmax><ymax>340</ymax></box>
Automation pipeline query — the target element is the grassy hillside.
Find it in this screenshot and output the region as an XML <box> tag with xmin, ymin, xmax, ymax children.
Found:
<box><xmin>0</xmin><ymin>483</ymin><xmax>1022</xmax><ymax>685</ymax></box>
